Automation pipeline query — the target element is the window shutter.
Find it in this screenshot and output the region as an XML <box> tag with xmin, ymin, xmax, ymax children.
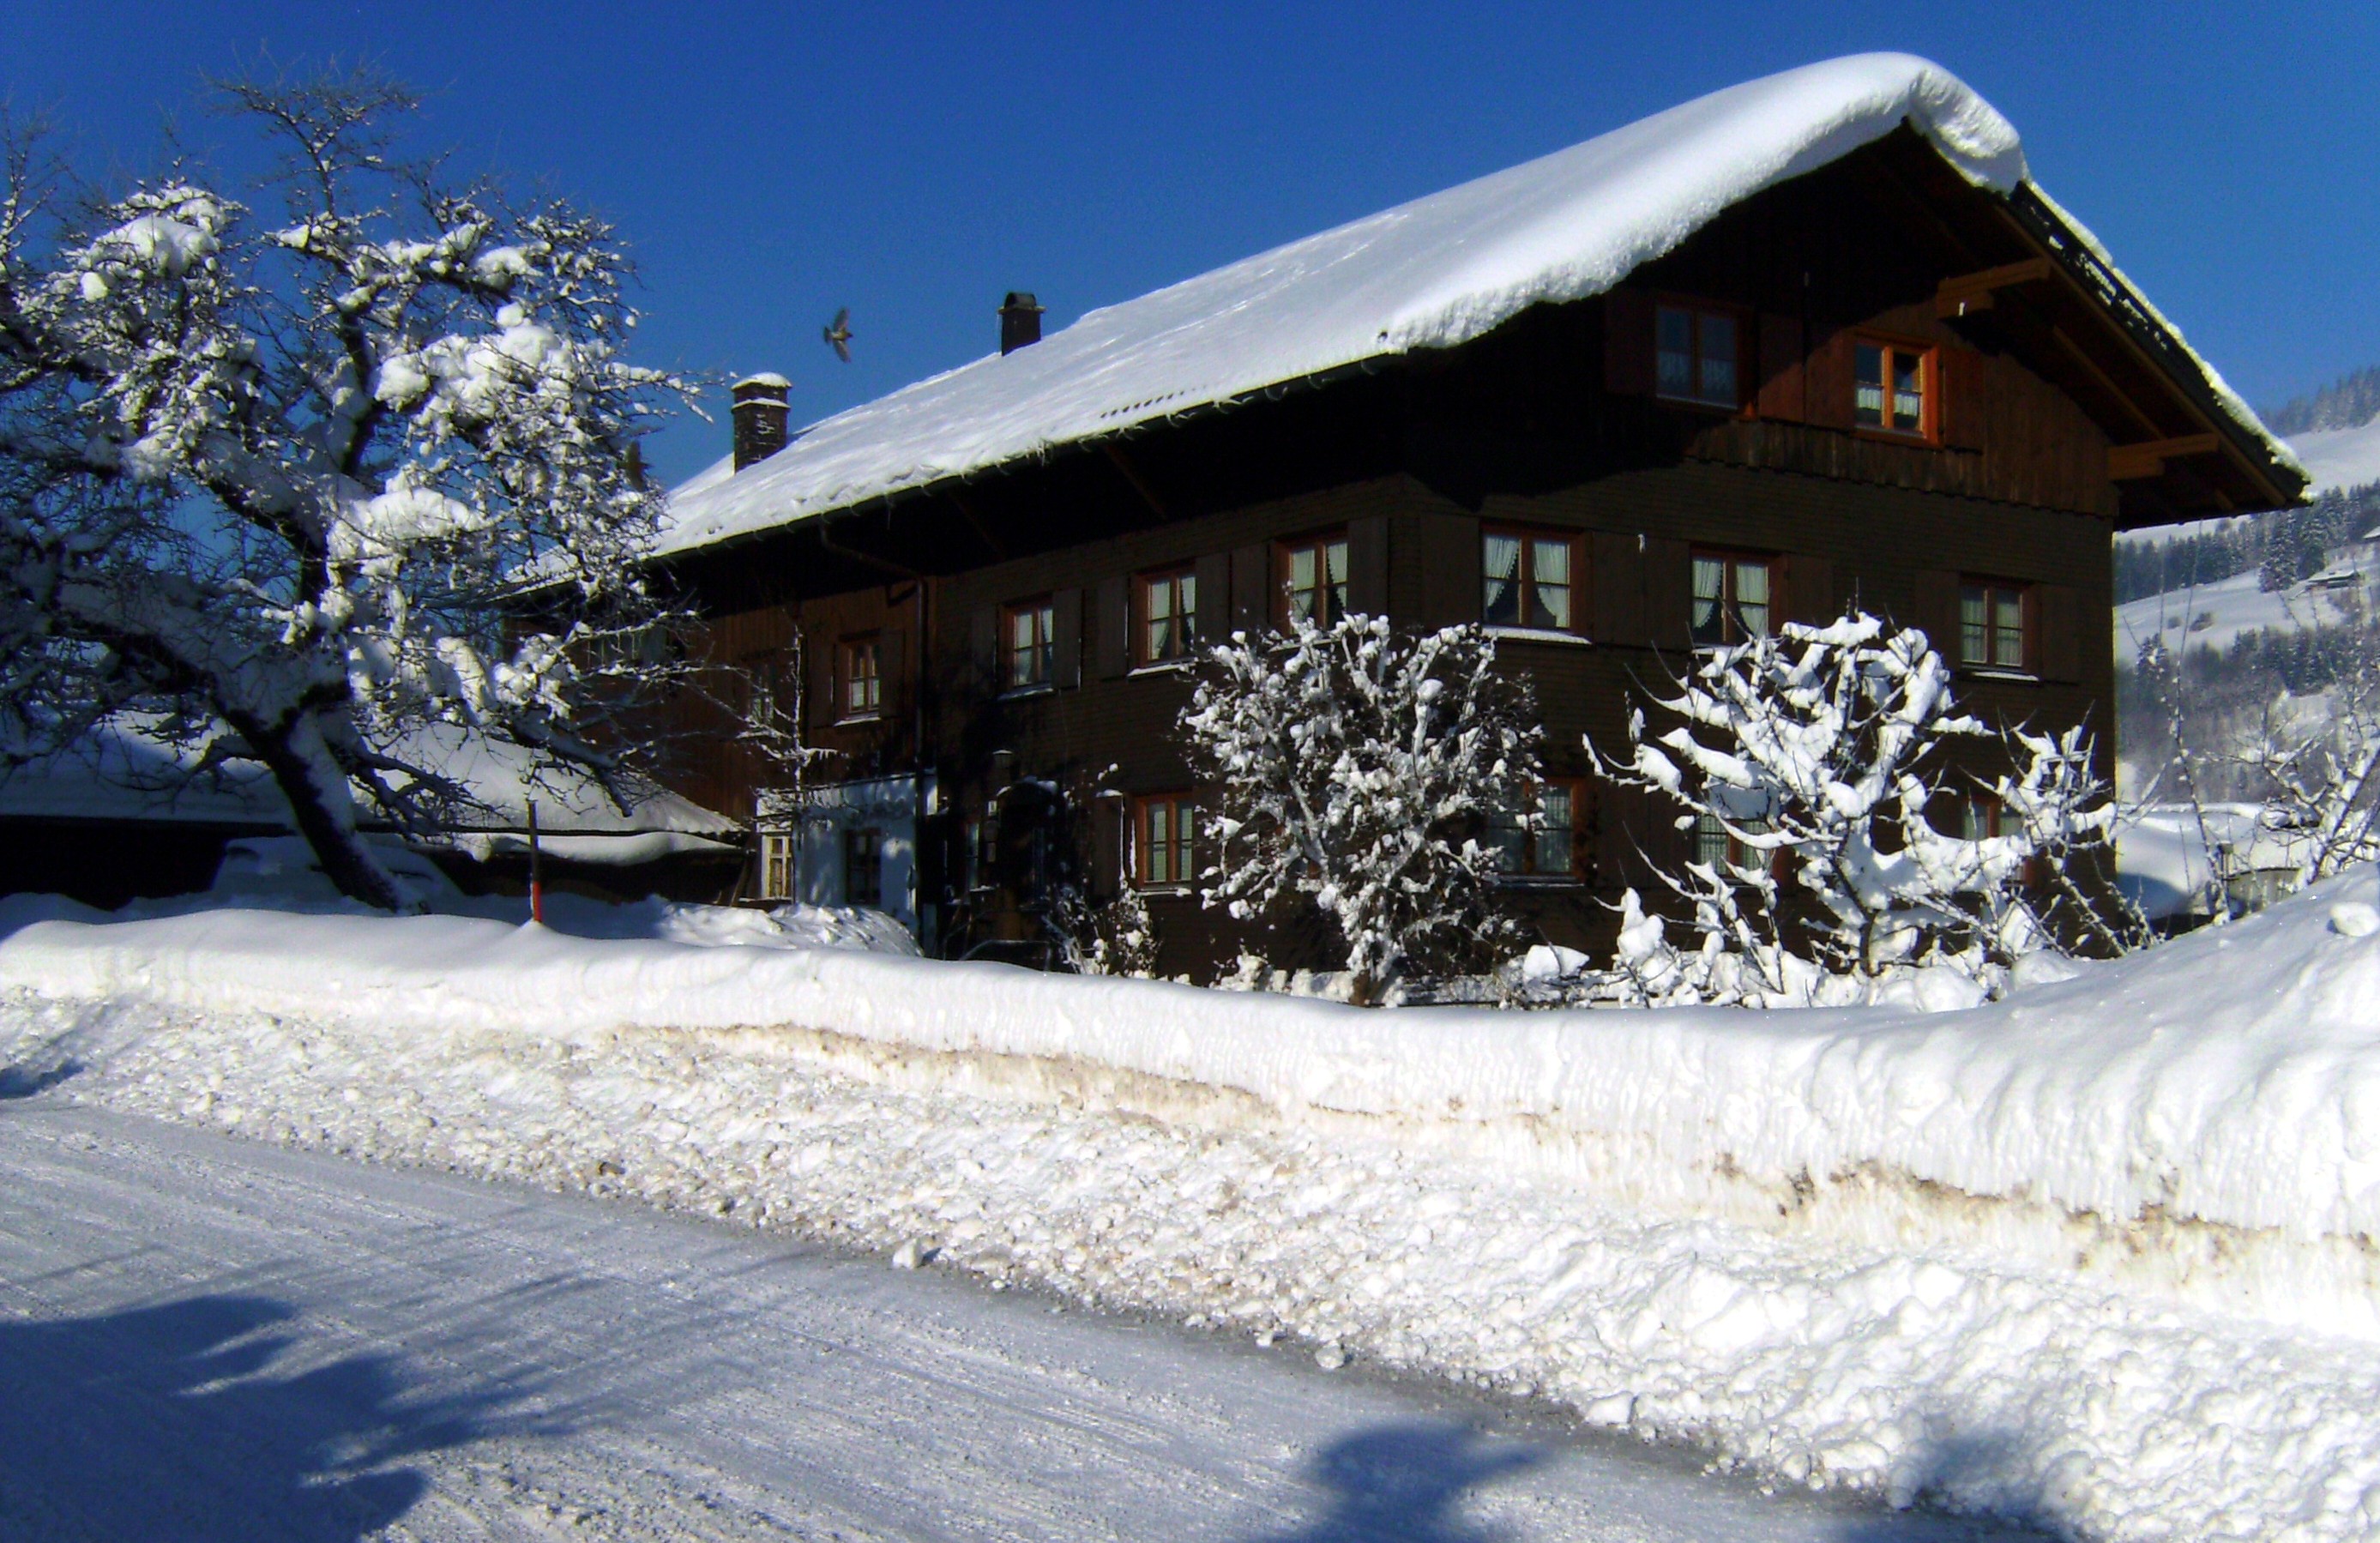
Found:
<box><xmin>1053</xmin><ymin>588</ymin><xmax>1083</xmax><ymax>690</ymax></box>
<box><xmin>1094</xmin><ymin>576</ymin><xmax>1129</xmax><ymax>678</ymax></box>
<box><xmin>1910</xmin><ymin>570</ymin><xmax>1961</xmax><ymax>657</ymax></box>
<box><xmin>1591</xmin><ymin>531</ymin><xmax>1645</xmax><ymax>644</ymax></box>
<box><xmin>1603</xmin><ymin>289</ymin><xmax>1655</xmax><ymax>395</ymax></box>
<box><xmin>1195</xmin><ymin>552</ymin><xmax>1230</xmax><ymax>639</ymax></box>
<box><xmin>1804</xmin><ymin>324</ymin><xmax>1853</xmax><ymax>430</ymax></box>
<box><xmin>1940</xmin><ymin>345</ymin><xmax>1987</xmax><ymax>451</ymax></box>
<box><xmin>970</xmin><ymin>606</ymin><xmax>997</xmax><ymax>690</ymax></box>
<box><xmin>1782</xmin><ymin>553</ymin><xmax>1835</xmax><ymax>627</ymax></box>
<box><xmin>1348</xmin><ymin>515</ymin><xmax>1389</xmax><ymax>618</ymax></box>
<box><xmin>1642</xmin><ymin>537</ymin><xmax>1693</xmax><ymax>653</ymax></box>
<box><xmin>1094</xmin><ymin>799</ymin><xmax>1124</xmax><ymax>901</ymax></box>
<box><xmin>1756</xmin><ymin>314</ymin><xmax>1806</xmax><ymax>421</ymax></box>
<box><xmin>1597</xmin><ymin>781</ymin><xmax>1654</xmax><ymax>889</ymax></box>
<box><xmin>878</xmin><ymin>628</ymin><xmax>906</xmax><ymax>715</ymax></box>
<box><xmin>1231</xmin><ymin>544</ymin><xmax>1269</xmax><ymax>633</ymax></box>
<box><xmin>808</xmin><ymin>627</ymin><xmax>835</xmax><ymax>727</ymax></box>
<box><xmin>1415</xmin><ymin>513</ymin><xmax>1480</xmax><ymax>630</ymax></box>
<box><xmin>2038</xmin><ymin>582</ymin><xmax>2082</xmax><ymax>683</ymax></box>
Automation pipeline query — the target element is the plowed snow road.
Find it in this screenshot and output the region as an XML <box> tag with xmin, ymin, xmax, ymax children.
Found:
<box><xmin>0</xmin><ymin>1101</ymin><xmax>2027</xmax><ymax>1541</ymax></box>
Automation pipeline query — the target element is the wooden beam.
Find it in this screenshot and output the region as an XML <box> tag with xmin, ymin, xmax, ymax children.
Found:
<box><xmin>945</xmin><ymin>486</ymin><xmax>1006</xmax><ymax>560</ymax></box>
<box><xmin>1104</xmin><ymin>440</ymin><xmax>1170</xmax><ymax>522</ymax></box>
<box><xmin>2110</xmin><ymin>432</ymin><xmax>2221</xmax><ymax>481</ymax></box>
<box><xmin>1935</xmin><ymin>257</ymin><xmax>2056</xmax><ymax>318</ymax></box>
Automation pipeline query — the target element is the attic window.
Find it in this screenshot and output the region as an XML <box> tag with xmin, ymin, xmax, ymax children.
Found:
<box><xmin>1655</xmin><ymin>304</ymin><xmax>1739</xmax><ymax>407</ymax></box>
<box><xmin>1853</xmin><ymin>337</ymin><xmax>1934</xmax><ymax>437</ymax></box>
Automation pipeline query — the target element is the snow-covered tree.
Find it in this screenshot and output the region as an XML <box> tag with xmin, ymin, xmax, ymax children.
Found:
<box><xmin>1049</xmin><ymin>882</ymin><xmax>1161</xmax><ymax>978</ymax></box>
<box><xmin>1181</xmin><ymin>615</ymin><xmax>1540</xmax><ymax>1004</ymax></box>
<box><xmin>0</xmin><ymin>73</ymin><xmax>720</xmax><ymax>908</ymax></box>
<box><xmin>1590</xmin><ymin>612</ymin><xmax>2115</xmax><ymax>1004</ymax></box>
<box><xmin>2245</xmin><ymin>672</ymin><xmax>2380</xmax><ymax>887</ymax></box>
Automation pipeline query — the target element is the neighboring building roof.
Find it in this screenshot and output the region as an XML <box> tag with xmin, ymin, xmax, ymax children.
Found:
<box><xmin>0</xmin><ymin>716</ymin><xmax>738</xmax><ymax>844</ymax></box>
<box><xmin>659</xmin><ymin>52</ymin><xmax>2298</xmax><ymax>559</ymax></box>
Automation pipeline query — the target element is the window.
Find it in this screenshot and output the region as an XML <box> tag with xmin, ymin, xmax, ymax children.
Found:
<box><xmin>1655</xmin><ymin>303</ymin><xmax>1740</xmax><ymax>407</ymax></box>
<box><xmin>1135</xmin><ymin>794</ymin><xmax>1197</xmax><ymax>888</ymax></box>
<box><xmin>745</xmin><ymin>658</ymin><xmax>785</xmax><ymax>733</ymax></box>
<box><xmin>1487</xmin><ymin>781</ymin><xmax>1584</xmax><ymax>878</ymax></box>
<box><xmin>1958</xmin><ymin>581</ymin><xmax>2033</xmax><ymax>672</ymax></box>
<box><xmin>1853</xmin><ymin>338</ymin><xmax>1933</xmax><ymax>437</ymax></box>
<box><xmin>1482</xmin><ymin>527</ymin><xmax>1580</xmax><ymax>632</ymax></box>
<box><xmin>1691</xmin><ymin>811</ymin><xmax>1777</xmax><ymax>876</ymax></box>
<box><xmin>843</xmin><ymin>826</ymin><xmax>882</xmax><ymax>907</ymax></box>
<box><xmin>1278</xmin><ymin>533</ymin><xmax>1349</xmax><ymax>628</ymax></box>
<box><xmin>1690</xmin><ymin>551</ymin><xmax>1774</xmax><ymax>646</ymax></box>
<box><xmin>1003</xmin><ymin>597</ymin><xmax>1056</xmax><ymax>690</ymax></box>
<box><xmin>1139</xmin><ymin>566</ymin><xmax>1199</xmax><ymax>665</ymax></box>
<box><xmin>840</xmin><ymin>635</ymin><xmax>882</xmax><ymax>720</ymax></box>
<box><xmin>759</xmin><ymin>832</ymin><xmax>795</xmax><ymax>901</ymax></box>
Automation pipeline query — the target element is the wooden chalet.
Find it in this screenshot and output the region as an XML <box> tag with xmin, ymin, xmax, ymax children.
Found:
<box><xmin>653</xmin><ymin>54</ymin><xmax>2303</xmax><ymax>975</ymax></box>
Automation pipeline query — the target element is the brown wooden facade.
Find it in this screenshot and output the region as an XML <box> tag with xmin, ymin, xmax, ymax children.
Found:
<box><xmin>658</xmin><ymin>129</ymin><xmax>2297</xmax><ymax>977</ymax></box>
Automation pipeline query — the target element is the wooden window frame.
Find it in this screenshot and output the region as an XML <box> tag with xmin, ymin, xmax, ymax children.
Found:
<box><xmin>1851</xmin><ymin>333</ymin><xmax>1939</xmax><ymax>443</ymax></box>
<box><xmin>838</xmin><ymin>634</ymin><xmax>883</xmax><ymax>721</ymax></box>
<box><xmin>1653</xmin><ymin>298</ymin><xmax>1747</xmax><ymax>411</ymax></box>
<box><xmin>1690</xmin><ymin>548</ymin><xmax>1777</xmax><ymax>648</ymax></box>
<box><xmin>1956</xmin><ymin>578</ymin><xmax>2036</xmax><ymax>675</ymax></box>
<box><xmin>1136</xmin><ymin>564</ymin><xmax>1200</xmax><ymax>666</ymax></box>
<box><xmin>758</xmin><ymin>831</ymin><xmax>796</xmax><ymax>901</ymax></box>
<box><xmin>1275</xmin><ymin>531</ymin><xmax>1351</xmax><ymax>630</ymax></box>
<box><xmin>1133</xmin><ymin>793</ymin><xmax>1198</xmax><ymax>890</ymax></box>
<box><xmin>1488</xmin><ymin>778</ymin><xmax>1588</xmax><ymax>882</ymax></box>
<box><xmin>842</xmin><ymin>825</ymin><xmax>883</xmax><ymax>908</ymax></box>
<box><xmin>1480</xmin><ymin>525</ymin><xmax>1586</xmax><ymax>635</ymax></box>
<box><xmin>1001</xmin><ymin>595</ymin><xmax>1057</xmax><ymax>692</ymax></box>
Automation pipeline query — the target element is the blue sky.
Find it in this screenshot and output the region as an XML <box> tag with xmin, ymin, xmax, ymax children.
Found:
<box><xmin>10</xmin><ymin>1</ymin><xmax>2374</xmax><ymax>485</ymax></box>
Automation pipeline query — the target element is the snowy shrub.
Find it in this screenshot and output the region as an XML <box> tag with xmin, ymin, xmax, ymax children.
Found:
<box><xmin>0</xmin><ymin>73</ymin><xmax>761</xmax><ymax>909</ymax></box>
<box><xmin>1590</xmin><ymin>612</ymin><xmax>2117</xmax><ymax>1006</ymax></box>
<box><xmin>2245</xmin><ymin>671</ymin><xmax>2380</xmax><ymax>888</ymax></box>
<box><xmin>1049</xmin><ymin>882</ymin><xmax>1161</xmax><ymax>978</ymax></box>
<box><xmin>1182</xmin><ymin>615</ymin><xmax>1539</xmax><ymax>1005</ymax></box>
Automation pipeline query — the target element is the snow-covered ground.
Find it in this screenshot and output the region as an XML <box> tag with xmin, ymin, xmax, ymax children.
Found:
<box><xmin>2291</xmin><ymin>417</ymin><xmax>2380</xmax><ymax>497</ymax></box>
<box><xmin>2112</xmin><ymin>566</ymin><xmax>2366</xmax><ymax>658</ymax></box>
<box><xmin>8</xmin><ymin>867</ymin><xmax>2380</xmax><ymax>1540</ymax></box>
<box><xmin>8</xmin><ymin>1103</ymin><xmax>2018</xmax><ymax>1541</ymax></box>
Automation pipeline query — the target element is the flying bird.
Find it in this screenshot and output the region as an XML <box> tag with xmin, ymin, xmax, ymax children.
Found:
<box><xmin>822</xmin><ymin>307</ymin><xmax>853</xmax><ymax>363</ymax></box>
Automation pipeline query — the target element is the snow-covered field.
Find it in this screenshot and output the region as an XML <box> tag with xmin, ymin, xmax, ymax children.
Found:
<box><xmin>8</xmin><ymin>873</ymin><xmax>2380</xmax><ymax>1540</ymax></box>
<box><xmin>2292</xmin><ymin>417</ymin><xmax>2380</xmax><ymax>497</ymax></box>
<box><xmin>2112</xmin><ymin>566</ymin><xmax>2366</xmax><ymax>658</ymax></box>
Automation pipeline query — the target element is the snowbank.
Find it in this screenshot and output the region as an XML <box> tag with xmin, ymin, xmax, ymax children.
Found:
<box><xmin>6</xmin><ymin>867</ymin><xmax>2378</xmax><ymax>1259</ymax></box>
<box><xmin>9</xmin><ymin>879</ymin><xmax>2380</xmax><ymax>1539</ymax></box>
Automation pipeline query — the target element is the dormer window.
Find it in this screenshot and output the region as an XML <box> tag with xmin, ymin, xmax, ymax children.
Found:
<box><xmin>1655</xmin><ymin>303</ymin><xmax>1739</xmax><ymax>407</ymax></box>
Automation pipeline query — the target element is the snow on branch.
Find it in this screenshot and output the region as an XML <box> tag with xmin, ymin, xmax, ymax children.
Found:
<box><xmin>1182</xmin><ymin>614</ymin><xmax>1540</xmax><ymax>1004</ymax></box>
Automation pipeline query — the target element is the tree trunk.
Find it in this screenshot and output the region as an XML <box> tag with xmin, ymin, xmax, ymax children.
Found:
<box><xmin>228</xmin><ymin>706</ymin><xmax>416</xmax><ymax>912</ymax></box>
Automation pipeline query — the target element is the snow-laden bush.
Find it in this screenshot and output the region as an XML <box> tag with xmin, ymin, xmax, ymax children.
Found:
<box><xmin>1590</xmin><ymin>612</ymin><xmax>2116</xmax><ymax>1006</ymax></box>
<box><xmin>2246</xmin><ymin>670</ymin><xmax>2380</xmax><ymax>888</ymax></box>
<box><xmin>1182</xmin><ymin>615</ymin><xmax>1539</xmax><ymax>1005</ymax></box>
<box><xmin>0</xmin><ymin>73</ymin><xmax>756</xmax><ymax>909</ymax></box>
<box><xmin>1049</xmin><ymin>883</ymin><xmax>1161</xmax><ymax>978</ymax></box>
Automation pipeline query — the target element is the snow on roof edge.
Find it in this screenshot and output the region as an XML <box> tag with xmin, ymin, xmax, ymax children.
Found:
<box><xmin>656</xmin><ymin>53</ymin><xmax>2292</xmax><ymax>558</ymax></box>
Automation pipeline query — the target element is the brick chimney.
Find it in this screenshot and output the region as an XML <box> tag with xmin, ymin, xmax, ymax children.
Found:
<box><xmin>731</xmin><ymin>374</ymin><xmax>791</xmax><ymax>470</ymax></box>
<box><xmin>998</xmin><ymin>292</ymin><xmax>1045</xmax><ymax>355</ymax></box>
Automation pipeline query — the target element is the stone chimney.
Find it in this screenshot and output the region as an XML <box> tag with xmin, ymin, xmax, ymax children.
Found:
<box><xmin>998</xmin><ymin>292</ymin><xmax>1045</xmax><ymax>355</ymax></box>
<box><xmin>731</xmin><ymin>374</ymin><xmax>791</xmax><ymax>470</ymax></box>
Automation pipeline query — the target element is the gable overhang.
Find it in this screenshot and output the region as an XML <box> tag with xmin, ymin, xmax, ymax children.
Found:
<box><xmin>1852</xmin><ymin>128</ymin><xmax>2303</xmax><ymax>527</ymax></box>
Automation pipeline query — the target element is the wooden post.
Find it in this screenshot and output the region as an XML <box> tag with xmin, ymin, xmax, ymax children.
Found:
<box><xmin>527</xmin><ymin>798</ymin><xmax>545</xmax><ymax>925</ymax></box>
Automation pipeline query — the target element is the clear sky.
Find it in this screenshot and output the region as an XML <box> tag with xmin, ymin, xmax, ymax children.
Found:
<box><xmin>9</xmin><ymin>1</ymin><xmax>2374</xmax><ymax>485</ymax></box>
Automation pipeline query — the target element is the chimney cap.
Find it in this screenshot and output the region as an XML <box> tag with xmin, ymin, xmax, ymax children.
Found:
<box><xmin>999</xmin><ymin>292</ymin><xmax>1043</xmax><ymax>315</ymax></box>
<box><xmin>733</xmin><ymin>372</ymin><xmax>791</xmax><ymax>396</ymax></box>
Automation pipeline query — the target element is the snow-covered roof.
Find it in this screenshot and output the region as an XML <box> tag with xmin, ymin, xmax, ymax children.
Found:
<box><xmin>0</xmin><ymin>717</ymin><xmax>738</xmax><ymax>841</ymax></box>
<box><xmin>658</xmin><ymin>52</ymin><xmax>2294</xmax><ymax>558</ymax></box>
